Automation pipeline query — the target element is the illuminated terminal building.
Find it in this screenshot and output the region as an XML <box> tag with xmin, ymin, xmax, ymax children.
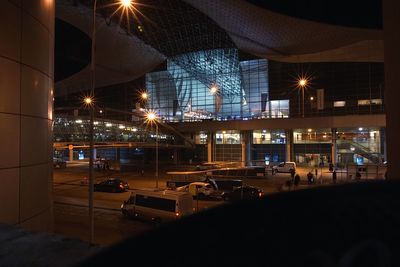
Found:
<box><xmin>53</xmin><ymin>0</ymin><xmax>387</xmax><ymax>170</ymax></box>
<box><xmin>1</xmin><ymin>0</ymin><xmax>400</xmax><ymax>233</ymax></box>
<box><xmin>144</xmin><ymin>52</ymin><xmax>385</xmax><ymax>167</ymax></box>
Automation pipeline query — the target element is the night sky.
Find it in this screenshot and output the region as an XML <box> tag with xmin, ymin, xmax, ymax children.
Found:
<box><xmin>246</xmin><ymin>0</ymin><xmax>382</xmax><ymax>29</ymax></box>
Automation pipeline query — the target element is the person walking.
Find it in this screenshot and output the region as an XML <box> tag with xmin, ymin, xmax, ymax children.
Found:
<box><xmin>307</xmin><ymin>171</ymin><xmax>314</xmax><ymax>184</ymax></box>
<box><xmin>329</xmin><ymin>163</ymin><xmax>334</xmax><ymax>172</ymax></box>
<box><xmin>290</xmin><ymin>168</ymin><xmax>295</xmax><ymax>182</ymax></box>
<box><xmin>332</xmin><ymin>170</ymin><xmax>337</xmax><ymax>184</ymax></box>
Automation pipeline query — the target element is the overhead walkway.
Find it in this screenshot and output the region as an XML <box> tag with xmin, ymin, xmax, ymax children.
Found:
<box><xmin>53</xmin><ymin>109</ymin><xmax>194</xmax><ymax>150</ymax></box>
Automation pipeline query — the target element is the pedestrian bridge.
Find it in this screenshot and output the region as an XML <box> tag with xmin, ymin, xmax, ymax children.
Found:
<box><xmin>53</xmin><ymin>114</ymin><xmax>193</xmax><ymax>151</ymax></box>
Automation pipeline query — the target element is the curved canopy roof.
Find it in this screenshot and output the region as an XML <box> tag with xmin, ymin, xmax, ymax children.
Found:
<box><xmin>55</xmin><ymin>0</ymin><xmax>383</xmax><ymax>95</ymax></box>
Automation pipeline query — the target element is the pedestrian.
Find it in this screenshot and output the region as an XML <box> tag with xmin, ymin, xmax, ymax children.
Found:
<box><xmin>307</xmin><ymin>171</ymin><xmax>314</xmax><ymax>184</ymax></box>
<box><xmin>290</xmin><ymin>168</ymin><xmax>295</xmax><ymax>181</ymax></box>
<box><xmin>294</xmin><ymin>173</ymin><xmax>300</xmax><ymax>188</ymax></box>
<box><xmin>315</xmin><ymin>168</ymin><xmax>318</xmax><ymax>178</ymax></box>
<box><xmin>332</xmin><ymin>170</ymin><xmax>337</xmax><ymax>184</ymax></box>
<box><xmin>329</xmin><ymin>163</ymin><xmax>334</xmax><ymax>172</ymax></box>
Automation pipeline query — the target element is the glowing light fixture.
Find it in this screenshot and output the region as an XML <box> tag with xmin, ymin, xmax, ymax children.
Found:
<box><xmin>120</xmin><ymin>0</ymin><xmax>132</xmax><ymax>7</ymax></box>
<box><xmin>210</xmin><ymin>85</ymin><xmax>218</xmax><ymax>95</ymax></box>
<box><xmin>145</xmin><ymin>110</ymin><xmax>159</xmax><ymax>188</ymax></box>
<box><xmin>298</xmin><ymin>78</ymin><xmax>307</xmax><ymax>87</ymax></box>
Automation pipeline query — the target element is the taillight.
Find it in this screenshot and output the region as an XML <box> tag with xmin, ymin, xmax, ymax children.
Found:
<box><xmin>258</xmin><ymin>192</ymin><xmax>263</xmax><ymax>197</ymax></box>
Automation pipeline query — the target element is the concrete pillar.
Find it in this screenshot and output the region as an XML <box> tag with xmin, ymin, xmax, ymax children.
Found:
<box><xmin>246</xmin><ymin>131</ymin><xmax>252</xmax><ymax>166</ymax></box>
<box><xmin>383</xmin><ymin>0</ymin><xmax>400</xmax><ymax>179</ymax></box>
<box><xmin>207</xmin><ymin>132</ymin><xmax>214</xmax><ymax>162</ymax></box>
<box><xmin>331</xmin><ymin>128</ymin><xmax>337</xmax><ymax>166</ymax></box>
<box><xmin>0</xmin><ymin>0</ymin><xmax>55</xmax><ymax>231</ymax></box>
<box><xmin>380</xmin><ymin>128</ymin><xmax>386</xmax><ymax>162</ymax></box>
<box><xmin>285</xmin><ymin>130</ymin><xmax>292</xmax><ymax>162</ymax></box>
<box><xmin>115</xmin><ymin>148</ymin><xmax>120</xmax><ymax>161</ymax></box>
<box><xmin>69</xmin><ymin>147</ymin><xmax>74</xmax><ymax>162</ymax></box>
<box><xmin>240</xmin><ymin>131</ymin><xmax>252</xmax><ymax>167</ymax></box>
<box><xmin>241</xmin><ymin>142</ymin><xmax>245</xmax><ymax>167</ymax></box>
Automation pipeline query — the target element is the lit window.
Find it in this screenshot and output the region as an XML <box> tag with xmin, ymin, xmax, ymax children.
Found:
<box><xmin>371</xmin><ymin>99</ymin><xmax>382</xmax><ymax>105</ymax></box>
<box><xmin>358</xmin><ymin>99</ymin><xmax>383</xmax><ymax>105</ymax></box>
<box><xmin>333</xmin><ymin>101</ymin><xmax>346</xmax><ymax>107</ymax></box>
<box><xmin>358</xmin><ymin>100</ymin><xmax>369</xmax><ymax>106</ymax></box>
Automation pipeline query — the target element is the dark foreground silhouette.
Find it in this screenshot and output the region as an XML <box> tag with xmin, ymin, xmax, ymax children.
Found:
<box><xmin>76</xmin><ymin>180</ymin><xmax>400</xmax><ymax>267</ymax></box>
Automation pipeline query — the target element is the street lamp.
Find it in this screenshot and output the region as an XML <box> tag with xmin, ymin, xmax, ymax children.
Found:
<box><xmin>146</xmin><ymin>110</ymin><xmax>159</xmax><ymax>188</ymax></box>
<box><xmin>209</xmin><ymin>84</ymin><xmax>219</xmax><ymax>118</ymax></box>
<box><xmin>141</xmin><ymin>92</ymin><xmax>148</xmax><ymax>101</ymax></box>
<box><xmin>297</xmin><ymin>78</ymin><xmax>308</xmax><ymax>118</ymax></box>
<box><xmin>88</xmin><ymin>0</ymin><xmax>134</xmax><ymax>244</ymax></box>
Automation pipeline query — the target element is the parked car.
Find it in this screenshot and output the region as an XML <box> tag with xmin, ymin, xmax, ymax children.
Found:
<box><xmin>221</xmin><ymin>185</ymin><xmax>264</xmax><ymax>202</ymax></box>
<box><xmin>53</xmin><ymin>157</ymin><xmax>67</xmax><ymax>168</ymax></box>
<box><xmin>94</xmin><ymin>178</ymin><xmax>129</xmax><ymax>193</ymax></box>
<box><xmin>176</xmin><ymin>181</ymin><xmax>215</xmax><ymax>199</ymax></box>
<box><xmin>270</xmin><ymin>162</ymin><xmax>296</xmax><ymax>174</ymax></box>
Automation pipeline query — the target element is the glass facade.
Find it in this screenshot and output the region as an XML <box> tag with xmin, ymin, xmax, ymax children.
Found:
<box><xmin>53</xmin><ymin>115</ymin><xmax>174</xmax><ymax>144</ymax></box>
<box><xmin>293</xmin><ymin>128</ymin><xmax>332</xmax><ymax>166</ymax></box>
<box><xmin>194</xmin><ymin>132</ymin><xmax>208</xmax><ymax>145</ymax></box>
<box><xmin>336</xmin><ymin>127</ymin><xmax>382</xmax><ymax>165</ymax></box>
<box><xmin>293</xmin><ymin>128</ymin><xmax>332</xmax><ymax>144</ymax></box>
<box><xmin>145</xmin><ymin>49</ymin><xmax>289</xmax><ymax>121</ymax></box>
<box><xmin>253</xmin><ymin>130</ymin><xmax>286</xmax><ymax>144</ymax></box>
<box><xmin>215</xmin><ymin>131</ymin><xmax>241</xmax><ymax>145</ymax></box>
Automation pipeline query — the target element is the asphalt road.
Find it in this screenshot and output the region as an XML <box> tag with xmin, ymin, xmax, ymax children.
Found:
<box><xmin>53</xmin><ymin>162</ymin><xmax>341</xmax><ymax>247</ymax></box>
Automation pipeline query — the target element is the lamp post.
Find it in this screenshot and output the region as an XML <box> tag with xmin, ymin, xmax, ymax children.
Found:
<box><xmin>146</xmin><ymin>111</ymin><xmax>159</xmax><ymax>188</ymax></box>
<box><xmin>86</xmin><ymin>0</ymin><xmax>99</xmax><ymax>245</ymax></box>
<box><xmin>298</xmin><ymin>78</ymin><xmax>308</xmax><ymax>118</ymax></box>
<box><xmin>210</xmin><ymin>85</ymin><xmax>219</xmax><ymax>118</ymax></box>
<box><xmin>88</xmin><ymin>0</ymin><xmax>133</xmax><ymax>244</ymax></box>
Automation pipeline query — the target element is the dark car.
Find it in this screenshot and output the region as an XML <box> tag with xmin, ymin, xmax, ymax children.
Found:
<box><xmin>94</xmin><ymin>178</ymin><xmax>129</xmax><ymax>193</ymax></box>
<box><xmin>221</xmin><ymin>185</ymin><xmax>264</xmax><ymax>202</ymax></box>
<box><xmin>53</xmin><ymin>158</ymin><xmax>67</xmax><ymax>168</ymax></box>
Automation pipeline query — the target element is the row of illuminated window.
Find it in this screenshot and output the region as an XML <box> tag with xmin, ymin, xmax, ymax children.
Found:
<box><xmin>333</xmin><ymin>99</ymin><xmax>383</xmax><ymax>107</ymax></box>
<box><xmin>194</xmin><ymin>128</ymin><xmax>382</xmax><ymax>146</ymax></box>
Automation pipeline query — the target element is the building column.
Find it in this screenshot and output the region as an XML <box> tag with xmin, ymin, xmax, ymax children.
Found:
<box><xmin>285</xmin><ymin>130</ymin><xmax>292</xmax><ymax>162</ymax></box>
<box><xmin>69</xmin><ymin>146</ymin><xmax>74</xmax><ymax>161</ymax></box>
<box><xmin>0</xmin><ymin>1</ymin><xmax>55</xmax><ymax>231</ymax></box>
<box><xmin>331</xmin><ymin>128</ymin><xmax>337</xmax><ymax>166</ymax></box>
<box><xmin>380</xmin><ymin>128</ymin><xmax>386</xmax><ymax>163</ymax></box>
<box><xmin>240</xmin><ymin>131</ymin><xmax>252</xmax><ymax>167</ymax></box>
<box><xmin>384</xmin><ymin>0</ymin><xmax>400</xmax><ymax>179</ymax></box>
<box><xmin>207</xmin><ymin>132</ymin><xmax>214</xmax><ymax>163</ymax></box>
<box><xmin>115</xmin><ymin>148</ymin><xmax>120</xmax><ymax>161</ymax></box>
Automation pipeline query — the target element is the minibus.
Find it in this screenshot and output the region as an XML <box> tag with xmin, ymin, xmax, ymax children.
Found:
<box><xmin>121</xmin><ymin>188</ymin><xmax>193</xmax><ymax>224</ymax></box>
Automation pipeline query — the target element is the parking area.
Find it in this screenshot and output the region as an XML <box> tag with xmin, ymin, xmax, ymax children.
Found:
<box><xmin>53</xmin><ymin>161</ymin><xmax>383</xmax><ymax>246</ymax></box>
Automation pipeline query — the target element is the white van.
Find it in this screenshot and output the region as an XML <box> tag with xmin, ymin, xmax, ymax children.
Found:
<box><xmin>271</xmin><ymin>162</ymin><xmax>296</xmax><ymax>173</ymax></box>
<box><xmin>121</xmin><ymin>188</ymin><xmax>193</xmax><ymax>224</ymax></box>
